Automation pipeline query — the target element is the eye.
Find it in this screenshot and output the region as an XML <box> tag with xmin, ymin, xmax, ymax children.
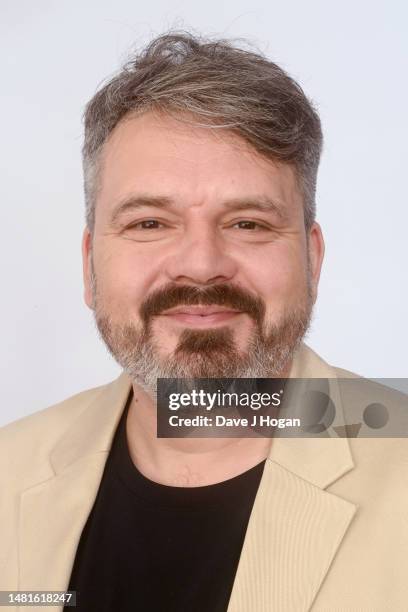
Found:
<box><xmin>232</xmin><ymin>220</ymin><xmax>269</xmax><ymax>231</ymax></box>
<box><xmin>128</xmin><ymin>219</ymin><xmax>165</xmax><ymax>230</ymax></box>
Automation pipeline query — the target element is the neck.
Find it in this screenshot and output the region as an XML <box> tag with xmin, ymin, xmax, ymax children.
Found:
<box><xmin>125</xmin><ymin>361</ymin><xmax>292</xmax><ymax>487</ymax></box>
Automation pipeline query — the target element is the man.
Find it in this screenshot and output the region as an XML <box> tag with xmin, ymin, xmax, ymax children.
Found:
<box><xmin>0</xmin><ymin>31</ymin><xmax>407</xmax><ymax>612</ymax></box>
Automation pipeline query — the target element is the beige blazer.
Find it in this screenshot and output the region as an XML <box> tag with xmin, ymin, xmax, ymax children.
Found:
<box><xmin>1</xmin><ymin>344</ymin><xmax>407</xmax><ymax>611</ymax></box>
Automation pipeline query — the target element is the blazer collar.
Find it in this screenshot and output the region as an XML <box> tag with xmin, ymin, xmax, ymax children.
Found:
<box><xmin>49</xmin><ymin>373</ymin><xmax>131</xmax><ymax>476</ymax></box>
<box><xmin>268</xmin><ymin>343</ymin><xmax>355</xmax><ymax>490</ymax></box>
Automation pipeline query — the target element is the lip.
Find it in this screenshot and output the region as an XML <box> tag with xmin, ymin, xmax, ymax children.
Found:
<box><xmin>159</xmin><ymin>306</ymin><xmax>244</xmax><ymax>327</ymax></box>
<box><xmin>162</xmin><ymin>306</ymin><xmax>241</xmax><ymax>316</ymax></box>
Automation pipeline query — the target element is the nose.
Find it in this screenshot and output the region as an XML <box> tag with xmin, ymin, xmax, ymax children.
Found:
<box><xmin>163</xmin><ymin>225</ymin><xmax>238</xmax><ymax>285</ymax></box>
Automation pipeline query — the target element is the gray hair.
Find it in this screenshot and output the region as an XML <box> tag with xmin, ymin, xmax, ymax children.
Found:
<box><xmin>82</xmin><ymin>31</ymin><xmax>323</xmax><ymax>232</ymax></box>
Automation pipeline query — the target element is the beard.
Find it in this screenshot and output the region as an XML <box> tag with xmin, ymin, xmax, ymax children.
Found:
<box><xmin>91</xmin><ymin>270</ymin><xmax>314</xmax><ymax>395</ymax></box>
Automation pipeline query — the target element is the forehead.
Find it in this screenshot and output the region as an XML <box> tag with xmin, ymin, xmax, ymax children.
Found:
<box><xmin>97</xmin><ymin>111</ymin><xmax>302</xmax><ymax>216</ymax></box>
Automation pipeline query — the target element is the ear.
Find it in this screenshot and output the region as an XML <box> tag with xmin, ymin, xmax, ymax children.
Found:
<box><xmin>82</xmin><ymin>227</ymin><xmax>94</xmax><ymax>310</ymax></box>
<box><xmin>307</xmin><ymin>222</ymin><xmax>325</xmax><ymax>304</ymax></box>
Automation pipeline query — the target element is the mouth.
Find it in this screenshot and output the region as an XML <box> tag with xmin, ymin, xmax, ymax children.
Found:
<box><xmin>158</xmin><ymin>305</ymin><xmax>245</xmax><ymax>327</ymax></box>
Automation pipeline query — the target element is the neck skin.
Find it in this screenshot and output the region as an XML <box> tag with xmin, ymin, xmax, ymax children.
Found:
<box><xmin>125</xmin><ymin>361</ymin><xmax>292</xmax><ymax>487</ymax></box>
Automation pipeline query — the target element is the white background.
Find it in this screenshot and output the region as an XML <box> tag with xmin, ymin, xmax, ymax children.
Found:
<box><xmin>1</xmin><ymin>0</ymin><xmax>407</xmax><ymax>426</ymax></box>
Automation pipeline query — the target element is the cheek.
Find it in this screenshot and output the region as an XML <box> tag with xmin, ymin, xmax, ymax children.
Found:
<box><xmin>240</xmin><ymin>244</ymin><xmax>308</xmax><ymax>313</ymax></box>
<box><xmin>93</xmin><ymin>247</ymin><xmax>155</xmax><ymax>315</ymax></box>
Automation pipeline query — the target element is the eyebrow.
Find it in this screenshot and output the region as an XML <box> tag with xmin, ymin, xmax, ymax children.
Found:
<box><xmin>110</xmin><ymin>195</ymin><xmax>172</xmax><ymax>225</ymax></box>
<box><xmin>109</xmin><ymin>193</ymin><xmax>289</xmax><ymax>225</ymax></box>
<box><xmin>222</xmin><ymin>196</ymin><xmax>289</xmax><ymax>221</ymax></box>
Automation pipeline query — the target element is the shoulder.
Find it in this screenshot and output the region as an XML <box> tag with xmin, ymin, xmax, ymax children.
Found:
<box><xmin>333</xmin><ymin>366</ymin><xmax>408</xmax><ymax>429</ymax></box>
<box><xmin>0</xmin><ymin>382</ymin><xmax>108</xmax><ymax>443</ymax></box>
<box><xmin>303</xmin><ymin>346</ymin><xmax>408</xmax><ymax>464</ymax></box>
<box><xmin>330</xmin><ymin>364</ymin><xmax>408</xmax><ymax>488</ymax></box>
<box><xmin>0</xmin><ymin>381</ymin><xmax>112</xmax><ymax>488</ymax></box>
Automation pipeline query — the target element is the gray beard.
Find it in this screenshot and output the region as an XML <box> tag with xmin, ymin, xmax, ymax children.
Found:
<box><xmin>93</xmin><ymin>304</ymin><xmax>313</xmax><ymax>396</ymax></box>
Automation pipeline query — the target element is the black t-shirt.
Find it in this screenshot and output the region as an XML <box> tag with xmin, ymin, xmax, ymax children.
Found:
<box><xmin>65</xmin><ymin>397</ymin><xmax>266</xmax><ymax>612</ymax></box>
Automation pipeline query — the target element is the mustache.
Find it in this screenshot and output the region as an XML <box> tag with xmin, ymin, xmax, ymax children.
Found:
<box><xmin>139</xmin><ymin>283</ymin><xmax>266</xmax><ymax>325</ymax></box>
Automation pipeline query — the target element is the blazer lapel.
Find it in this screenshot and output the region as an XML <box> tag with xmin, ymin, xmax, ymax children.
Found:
<box><xmin>226</xmin><ymin>460</ymin><xmax>356</xmax><ymax>612</ymax></box>
<box><xmin>19</xmin><ymin>453</ymin><xmax>110</xmax><ymax>593</ymax></box>
<box><xmin>18</xmin><ymin>373</ymin><xmax>132</xmax><ymax>599</ymax></box>
<box><xmin>227</xmin><ymin>345</ymin><xmax>358</xmax><ymax>612</ymax></box>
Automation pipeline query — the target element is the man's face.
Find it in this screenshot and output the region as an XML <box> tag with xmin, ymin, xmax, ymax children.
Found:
<box><xmin>82</xmin><ymin>111</ymin><xmax>324</xmax><ymax>392</ymax></box>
